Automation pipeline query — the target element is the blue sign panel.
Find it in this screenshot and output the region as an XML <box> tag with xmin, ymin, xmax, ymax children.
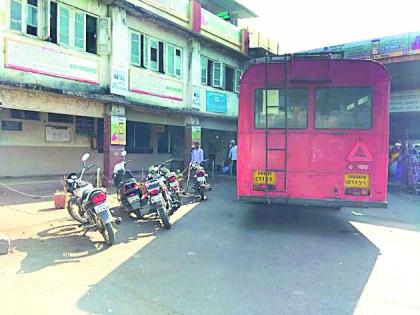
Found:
<box><xmin>206</xmin><ymin>91</ymin><xmax>227</xmax><ymax>113</ymax></box>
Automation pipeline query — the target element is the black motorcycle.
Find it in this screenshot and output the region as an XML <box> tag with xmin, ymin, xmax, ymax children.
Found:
<box><xmin>113</xmin><ymin>150</ymin><xmax>142</xmax><ymax>219</ymax></box>
<box><xmin>66</xmin><ymin>152</ymin><xmax>119</xmax><ymax>245</ymax></box>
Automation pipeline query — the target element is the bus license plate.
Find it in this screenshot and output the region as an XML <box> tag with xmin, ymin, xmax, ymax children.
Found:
<box><xmin>344</xmin><ymin>174</ymin><xmax>370</xmax><ymax>188</ymax></box>
<box><xmin>253</xmin><ymin>171</ymin><xmax>276</xmax><ymax>185</ymax></box>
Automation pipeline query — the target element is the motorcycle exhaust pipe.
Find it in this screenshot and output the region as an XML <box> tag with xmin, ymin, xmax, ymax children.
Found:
<box><xmin>114</xmin><ymin>217</ymin><xmax>122</xmax><ymax>225</ymax></box>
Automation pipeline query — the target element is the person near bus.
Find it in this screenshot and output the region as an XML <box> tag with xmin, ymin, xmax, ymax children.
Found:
<box><xmin>229</xmin><ymin>140</ymin><xmax>238</xmax><ymax>175</ymax></box>
<box><xmin>191</xmin><ymin>141</ymin><xmax>204</xmax><ymax>165</ymax></box>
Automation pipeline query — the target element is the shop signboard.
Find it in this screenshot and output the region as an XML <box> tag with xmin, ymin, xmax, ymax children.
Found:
<box><xmin>191</xmin><ymin>125</ymin><xmax>201</xmax><ymax>144</ymax></box>
<box><xmin>192</xmin><ymin>86</ymin><xmax>201</xmax><ymax>110</ymax></box>
<box><xmin>139</xmin><ymin>0</ymin><xmax>190</xmax><ymax>21</ymax></box>
<box><xmin>390</xmin><ymin>90</ymin><xmax>420</xmax><ymax>113</ymax></box>
<box><xmin>45</xmin><ymin>126</ymin><xmax>71</xmax><ymax>142</ymax></box>
<box><xmin>206</xmin><ymin>91</ymin><xmax>227</xmax><ymax>113</ymax></box>
<box><xmin>130</xmin><ymin>68</ymin><xmax>183</xmax><ymax>101</ymax></box>
<box><xmin>110</xmin><ymin>65</ymin><xmax>128</xmax><ymax>96</ymax></box>
<box><xmin>201</xmin><ymin>8</ymin><xmax>242</xmax><ymax>46</ymax></box>
<box><xmin>111</xmin><ymin>116</ymin><xmax>126</xmax><ymax>145</ymax></box>
<box><xmin>303</xmin><ymin>31</ymin><xmax>420</xmax><ymax>60</ymax></box>
<box><xmin>5</xmin><ymin>38</ymin><xmax>100</xmax><ymax>84</ymax></box>
<box><xmin>1</xmin><ymin>120</ymin><xmax>22</xmax><ymax>131</ymax></box>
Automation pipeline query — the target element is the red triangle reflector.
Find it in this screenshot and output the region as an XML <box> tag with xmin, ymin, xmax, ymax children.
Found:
<box><xmin>347</xmin><ymin>141</ymin><xmax>373</xmax><ymax>162</ymax></box>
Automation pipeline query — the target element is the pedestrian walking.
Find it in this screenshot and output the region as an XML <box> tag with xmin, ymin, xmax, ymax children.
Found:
<box><xmin>191</xmin><ymin>141</ymin><xmax>204</xmax><ymax>164</ymax></box>
<box><xmin>228</xmin><ymin>140</ymin><xmax>237</xmax><ymax>176</ymax></box>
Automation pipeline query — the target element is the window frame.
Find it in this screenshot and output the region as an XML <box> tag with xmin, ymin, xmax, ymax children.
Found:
<box><xmin>314</xmin><ymin>86</ymin><xmax>373</xmax><ymax>130</ymax></box>
<box><xmin>10</xmin><ymin>0</ymin><xmax>40</xmax><ymax>37</ymax></box>
<box><xmin>234</xmin><ymin>69</ymin><xmax>242</xmax><ymax>93</ymax></box>
<box><xmin>130</xmin><ymin>31</ymin><xmax>141</xmax><ymax>67</ymax></box>
<box><xmin>149</xmin><ymin>38</ymin><xmax>160</xmax><ymax>72</ymax></box>
<box><xmin>254</xmin><ymin>88</ymin><xmax>310</xmax><ymax>130</ymax></box>
<box><xmin>166</xmin><ymin>44</ymin><xmax>182</xmax><ymax>77</ymax></box>
<box><xmin>58</xmin><ymin>4</ymin><xmax>70</xmax><ymax>46</ymax></box>
<box><xmin>201</xmin><ymin>56</ymin><xmax>208</xmax><ymax>85</ymax></box>
<box><xmin>73</xmin><ymin>10</ymin><xmax>86</xmax><ymax>51</ymax></box>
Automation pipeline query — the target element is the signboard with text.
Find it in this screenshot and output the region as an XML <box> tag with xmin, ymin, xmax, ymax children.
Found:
<box><xmin>1</xmin><ymin>120</ymin><xmax>22</xmax><ymax>131</ymax></box>
<box><xmin>206</xmin><ymin>91</ymin><xmax>227</xmax><ymax>113</ymax></box>
<box><xmin>201</xmin><ymin>8</ymin><xmax>242</xmax><ymax>46</ymax></box>
<box><xmin>5</xmin><ymin>38</ymin><xmax>100</xmax><ymax>84</ymax></box>
<box><xmin>191</xmin><ymin>125</ymin><xmax>201</xmax><ymax>144</ymax></box>
<box><xmin>45</xmin><ymin>126</ymin><xmax>71</xmax><ymax>143</ymax></box>
<box><xmin>140</xmin><ymin>0</ymin><xmax>190</xmax><ymax>21</ymax></box>
<box><xmin>111</xmin><ymin>65</ymin><xmax>128</xmax><ymax>96</ymax></box>
<box><xmin>304</xmin><ymin>31</ymin><xmax>420</xmax><ymax>60</ymax></box>
<box><xmin>129</xmin><ymin>68</ymin><xmax>183</xmax><ymax>101</ymax></box>
<box><xmin>390</xmin><ymin>90</ymin><xmax>420</xmax><ymax>113</ymax></box>
<box><xmin>111</xmin><ymin>116</ymin><xmax>126</xmax><ymax>145</ymax></box>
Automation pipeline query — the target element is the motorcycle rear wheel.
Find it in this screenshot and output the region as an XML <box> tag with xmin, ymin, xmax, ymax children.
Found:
<box><xmin>100</xmin><ymin>222</ymin><xmax>115</xmax><ymax>246</ymax></box>
<box><xmin>157</xmin><ymin>207</ymin><xmax>171</xmax><ymax>229</ymax></box>
<box><xmin>67</xmin><ymin>197</ymin><xmax>88</xmax><ymax>224</ymax></box>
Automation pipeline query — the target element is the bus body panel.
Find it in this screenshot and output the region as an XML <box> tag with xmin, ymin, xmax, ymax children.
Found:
<box><xmin>237</xmin><ymin>60</ymin><xmax>390</xmax><ymax>207</ymax></box>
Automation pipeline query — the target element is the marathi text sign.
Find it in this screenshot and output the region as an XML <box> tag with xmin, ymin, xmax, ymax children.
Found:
<box><xmin>390</xmin><ymin>90</ymin><xmax>420</xmax><ymax>113</ymax></box>
<box><xmin>201</xmin><ymin>8</ymin><xmax>241</xmax><ymax>46</ymax></box>
<box><xmin>5</xmin><ymin>38</ymin><xmax>99</xmax><ymax>84</ymax></box>
<box><xmin>129</xmin><ymin>68</ymin><xmax>183</xmax><ymax>101</ymax></box>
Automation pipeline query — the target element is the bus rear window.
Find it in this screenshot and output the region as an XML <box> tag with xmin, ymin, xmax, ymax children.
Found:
<box><xmin>255</xmin><ymin>89</ymin><xmax>308</xmax><ymax>129</ymax></box>
<box><xmin>315</xmin><ymin>87</ymin><xmax>372</xmax><ymax>129</ymax></box>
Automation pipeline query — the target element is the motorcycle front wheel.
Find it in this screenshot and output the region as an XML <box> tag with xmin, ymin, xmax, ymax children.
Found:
<box><xmin>67</xmin><ymin>197</ymin><xmax>88</xmax><ymax>224</ymax></box>
<box><xmin>157</xmin><ymin>206</ymin><xmax>171</xmax><ymax>229</ymax></box>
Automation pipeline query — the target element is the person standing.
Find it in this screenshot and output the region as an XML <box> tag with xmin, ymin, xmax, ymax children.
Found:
<box><xmin>191</xmin><ymin>141</ymin><xmax>204</xmax><ymax>164</ymax></box>
<box><xmin>229</xmin><ymin>140</ymin><xmax>237</xmax><ymax>175</ymax></box>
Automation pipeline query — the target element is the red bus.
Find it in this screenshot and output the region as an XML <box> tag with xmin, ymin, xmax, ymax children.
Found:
<box><xmin>237</xmin><ymin>54</ymin><xmax>390</xmax><ymax>208</ymax></box>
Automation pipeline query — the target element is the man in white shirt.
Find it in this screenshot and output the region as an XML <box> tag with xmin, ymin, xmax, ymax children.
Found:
<box><xmin>228</xmin><ymin>140</ymin><xmax>237</xmax><ymax>175</ymax></box>
<box><xmin>191</xmin><ymin>141</ymin><xmax>204</xmax><ymax>164</ymax></box>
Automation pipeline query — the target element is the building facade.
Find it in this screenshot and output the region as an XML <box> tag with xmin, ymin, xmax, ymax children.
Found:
<box><xmin>0</xmin><ymin>0</ymin><xmax>276</xmax><ymax>178</ymax></box>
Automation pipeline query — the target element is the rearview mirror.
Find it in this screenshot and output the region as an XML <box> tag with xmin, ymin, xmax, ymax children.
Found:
<box><xmin>121</xmin><ymin>150</ymin><xmax>127</xmax><ymax>157</ymax></box>
<box><xmin>82</xmin><ymin>152</ymin><xmax>90</xmax><ymax>162</ymax></box>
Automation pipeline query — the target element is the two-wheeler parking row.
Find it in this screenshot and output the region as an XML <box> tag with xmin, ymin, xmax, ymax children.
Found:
<box><xmin>65</xmin><ymin>150</ymin><xmax>212</xmax><ymax>247</ymax></box>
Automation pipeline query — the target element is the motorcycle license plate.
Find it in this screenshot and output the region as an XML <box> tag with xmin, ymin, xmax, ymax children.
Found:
<box><xmin>197</xmin><ymin>176</ymin><xmax>205</xmax><ymax>182</ymax></box>
<box><xmin>151</xmin><ymin>195</ymin><xmax>162</xmax><ymax>204</ymax></box>
<box><xmin>94</xmin><ymin>203</ymin><xmax>109</xmax><ymax>213</ymax></box>
<box><xmin>170</xmin><ymin>182</ymin><xmax>178</xmax><ymax>187</ymax></box>
<box><xmin>128</xmin><ymin>195</ymin><xmax>140</xmax><ymax>203</ymax></box>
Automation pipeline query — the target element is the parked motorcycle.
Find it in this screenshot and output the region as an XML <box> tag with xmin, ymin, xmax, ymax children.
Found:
<box><xmin>139</xmin><ymin>162</ymin><xmax>174</xmax><ymax>229</ymax></box>
<box><xmin>113</xmin><ymin>150</ymin><xmax>142</xmax><ymax>219</ymax></box>
<box><xmin>66</xmin><ymin>152</ymin><xmax>119</xmax><ymax>245</ymax></box>
<box><xmin>190</xmin><ymin>161</ymin><xmax>211</xmax><ymax>201</ymax></box>
<box><xmin>156</xmin><ymin>160</ymin><xmax>183</xmax><ymax>213</ymax></box>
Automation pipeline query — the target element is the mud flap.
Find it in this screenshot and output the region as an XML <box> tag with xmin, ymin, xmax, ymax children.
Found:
<box><xmin>97</xmin><ymin>209</ymin><xmax>113</xmax><ymax>224</ymax></box>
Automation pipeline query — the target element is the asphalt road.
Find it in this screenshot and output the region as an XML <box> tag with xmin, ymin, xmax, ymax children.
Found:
<box><xmin>1</xmin><ymin>180</ymin><xmax>420</xmax><ymax>315</ymax></box>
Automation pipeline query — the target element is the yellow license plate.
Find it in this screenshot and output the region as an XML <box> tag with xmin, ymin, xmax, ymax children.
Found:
<box><xmin>344</xmin><ymin>174</ymin><xmax>370</xmax><ymax>188</ymax></box>
<box><xmin>253</xmin><ymin>171</ymin><xmax>277</xmax><ymax>185</ymax></box>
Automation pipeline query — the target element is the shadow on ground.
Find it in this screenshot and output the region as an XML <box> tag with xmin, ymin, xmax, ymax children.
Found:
<box><xmin>77</xmin><ymin>182</ymin><xmax>381</xmax><ymax>315</ymax></box>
